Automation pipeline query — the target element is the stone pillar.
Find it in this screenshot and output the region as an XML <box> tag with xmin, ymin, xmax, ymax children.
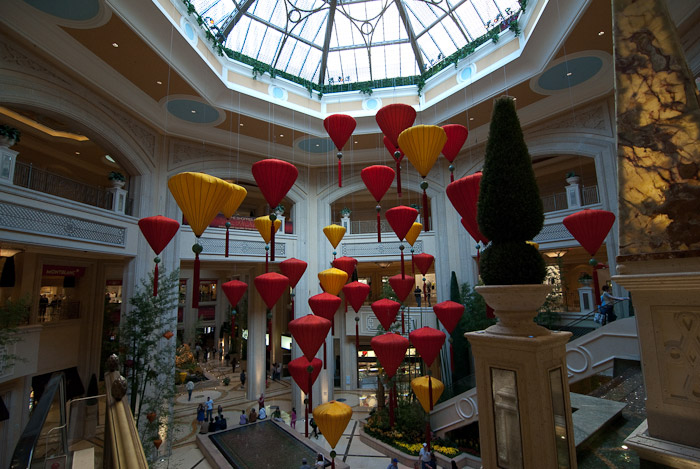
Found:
<box><xmin>340</xmin><ymin>213</ymin><xmax>350</xmax><ymax>234</ymax></box>
<box><xmin>246</xmin><ymin>268</ymin><xmax>267</xmax><ymax>401</ymax></box>
<box><xmin>107</xmin><ymin>187</ymin><xmax>128</xmax><ymax>214</ymax></box>
<box><xmin>0</xmin><ymin>145</ymin><xmax>18</xmax><ymax>184</ymax></box>
<box><xmin>577</xmin><ymin>286</ymin><xmax>594</xmax><ymax>314</ymax></box>
<box><xmin>612</xmin><ymin>0</ymin><xmax>700</xmax><ymax>464</ymax></box>
<box><xmin>565</xmin><ymin>178</ymin><xmax>582</xmax><ymax>209</ymax></box>
<box><xmin>467</xmin><ymin>285</ymin><xmax>577</xmax><ymax>469</ymax></box>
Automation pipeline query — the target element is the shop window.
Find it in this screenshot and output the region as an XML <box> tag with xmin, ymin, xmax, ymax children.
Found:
<box><xmin>39</xmin><ymin>265</ymin><xmax>84</xmax><ymax>322</ymax></box>
<box><xmin>199</xmin><ymin>279</ymin><xmax>217</xmax><ymax>303</ymax></box>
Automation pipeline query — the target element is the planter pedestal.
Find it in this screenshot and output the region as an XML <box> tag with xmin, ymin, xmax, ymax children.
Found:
<box><xmin>467</xmin><ymin>284</ymin><xmax>577</xmax><ymax>468</ymax></box>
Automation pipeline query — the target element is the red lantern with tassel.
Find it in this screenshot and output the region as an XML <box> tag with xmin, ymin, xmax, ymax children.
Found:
<box><xmin>222</xmin><ymin>280</ymin><xmax>248</xmax><ymax>309</ymax></box>
<box><xmin>280</xmin><ymin>258</ymin><xmax>307</xmax><ymax>316</ymax></box>
<box><xmin>332</xmin><ymin>256</ymin><xmax>357</xmax><ymax>280</ymax></box>
<box><xmin>388</xmin><ymin>274</ymin><xmax>415</xmax><ymax>303</ymax></box>
<box><xmin>288</xmin><ymin>356</ymin><xmax>323</xmax><ymax>395</ymax></box>
<box><xmin>288</xmin><ymin>314</ymin><xmax>332</xmax><ymax>361</ymax></box>
<box><xmin>376</xmin><ymin>104</ymin><xmax>416</xmax><ymax>151</ymax></box>
<box><xmin>252</xmin><ymin>159</ymin><xmax>298</xmax><ymax>261</ymax></box>
<box><xmin>308</xmin><ymin>292</ymin><xmax>341</xmax><ymax>329</ymax></box>
<box><xmin>383</xmin><ymin>136</ymin><xmax>404</xmax><ymax>197</ymax></box>
<box><xmin>385</xmin><ymin>206</ymin><xmax>419</xmax><ymax>276</ymax></box>
<box><xmin>371</xmin><ymin>332</ymin><xmax>409</xmax><ymax>426</ymax></box>
<box><xmin>563</xmin><ymin>209</ymin><xmax>616</xmax><ymax>257</ymax></box>
<box><xmin>370</xmin><ymin>299</ymin><xmax>401</xmax><ymax>331</ymax></box>
<box><xmin>412</xmin><ymin>253</ymin><xmax>434</xmax><ymax>276</ymax></box>
<box><xmin>254</xmin><ymin>272</ymin><xmax>289</xmax><ymax>309</ymax></box>
<box><xmin>137</xmin><ymin>215</ymin><xmax>180</xmax><ymax>296</ymax></box>
<box><xmin>343</xmin><ymin>281</ymin><xmax>370</xmax><ymax>313</ymax></box>
<box><xmin>447</xmin><ymin>172</ymin><xmax>488</xmax><ymax>244</ymax></box>
<box><xmin>324</xmin><ymin>114</ymin><xmax>356</xmax><ymax>187</ymax></box>
<box><xmin>361</xmin><ymin>165</ymin><xmax>395</xmax><ymax>242</ymax></box>
<box><xmin>432</xmin><ymin>301</ymin><xmax>465</xmax><ymax>334</ymax></box>
<box><xmin>409</xmin><ymin>327</ymin><xmax>446</xmax><ymax>367</ymax></box>
<box><xmin>441</xmin><ymin>124</ymin><xmax>469</xmax><ymax>182</ymax></box>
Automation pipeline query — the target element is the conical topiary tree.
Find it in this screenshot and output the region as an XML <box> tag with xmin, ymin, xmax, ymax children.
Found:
<box><xmin>477</xmin><ymin>96</ymin><xmax>546</xmax><ymax>285</ymax></box>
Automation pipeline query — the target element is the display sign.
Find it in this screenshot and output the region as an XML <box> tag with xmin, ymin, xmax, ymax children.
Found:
<box><xmin>42</xmin><ymin>265</ymin><xmax>86</xmax><ymax>277</ymax></box>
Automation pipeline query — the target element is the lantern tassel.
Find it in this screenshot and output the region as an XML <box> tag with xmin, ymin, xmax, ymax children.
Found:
<box><xmin>323</xmin><ymin>341</ymin><xmax>327</xmax><ymax>369</ymax></box>
<box><xmin>377</xmin><ymin>210</ymin><xmax>381</xmax><ymax>243</ymax></box>
<box><xmin>270</xmin><ymin>224</ymin><xmax>275</xmax><ymax>262</ymax></box>
<box><xmin>265</xmin><ymin>247</ymin><xmax>269</xmax><ymax>273</ymax></box>
<box><xmin>422</xmin><ymin>185</ymin><xmax>430</xmax><ymax>231</ymax></box>
<box><xmin>153</xmin><ymin>263</ymin><xmax>158</xmax><ymax>297</ymax></box>
<box><xmin>401</xmin><ymin>306</ymin><xmax>405</xmax><ymax>335</ymax></box>
<box><xmin>331</xmin><ymin>459</ymin><xmax>335</xmax><ymax>469</ymax></box>
<box><xmin>225</xmin><ymin>225</ymin><xmax>230</xmax><ymax>257</ymax></box>
<box><xmin>400</xmin><ymin>250</ymin><xmax>405</xmax><ymax>277</ymax></box>
<box><xmin>192</xmin><ymin>251</ymin><xmax>200</xmax><ymax>309</ymax></box>
<box><xmin>396</xmin><ymin>160</ymin><xmax>402</xmax><ymax>197</ymax></box>
<box><xmin>332</xmin><ymin>315</ymin><xmax>335</xmax><ymax>335</ymax></box>
<box><xmin>389</xmin><ymin>382</ymin><xmax>395</xmax><ymax>427</ymax></box>
<box><xmin>355</xmin><ymin>320</ymin><xmax>359</xmax><ymax>351</ymax></box>
<box><xmin>450</xmin><ymin>168</ymin><xmax>454</xmax><ymax>183</ymax></box>
<box><xmin>338</xmin><ymin>157</ymin><xmax>342</xmax><ymax>188</ymax></box>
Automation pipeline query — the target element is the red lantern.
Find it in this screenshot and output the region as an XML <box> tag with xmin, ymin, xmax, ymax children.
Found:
<box><xmin>460</xmin><ymin>217</ymin><xmax>488</xmax><ymax>245</ymax></box>
<box><xmin>385</xmin><ymin>206</ymin><xmax>419</xmax><ymax>276</ymax></box>
<box><xmin>308</xmin><ymin>293</ymin><xmax>341</xmax><ymax>323</ymax></box>
<box><xmin>376</xmin><ymin>104</ymin><xmax>417</xmax><ymax>149</ymax></box>
<box><xmin>371</xmin><ymin>332</ymin><xmax>409</xmax><ymax>378</ymax></box>
<box><xmin>222</xmin><ymin>280</ymin><xmax>248</xmax><ymax>309</ymax></box>
<box><xmin>288</xmin><ymin>314</ymin><xmax>332</xmax><ymax>361</ymax></box>
<box><xmin>343</xmin><ymin>281</ymin><xmax>371</xmax><ymax>313</ymax></box>
<box><xmin>432</xmin><ymin>301</ymin><xmax>464</xmax><ymax>334</ymax></box>
<box><xmin>288</xmin><ymin>356</ymin><xmax>323</xmax><ymax>394</ymax></box>
<box><xmin>389</xmin><ymin>274</ymin><xmax>414</xmax><ymax>303</ymax></box>
<box><xmin>447</xmin><ymin>172</ymin><xmax>488</xmax><ymax>244</ymax></box>
<box><xmin>383</xmin><ymin>136</ymin><xmax>404</xmax><ymax>197</ymax></box>
<box><xmin>324</xmin><ymin>114</ymin><xmax>356</xmax><ymax>187</ymax></box>
<box><xmin>412</xmin><ymin>253</ymin><xmax>434</xmax><ymax>276</ymax></box>
<box><xmin>254</xmin><ymin>272</ymin><xmax>289</xmax><ymax>309</ymax></box>
<box><xmin>137</xmin><ymin>215</ymin><xmax>180</xmax><ymax>296</ymax></box>
<box><xmin>332</xmin><ymin>256</ymin><xmax>357</xmax><ymax>280</ymax></box>
<box><xmin>361</xmin><ymin>165</ymin><xmax>396</xmax><ymax>241</ymax></box>
<box><xmin>409</xmin><ymin>327</ymin><xmax>446</xmax><ymax>367</ymax></box>
<box><xmin>279</xmin><ymin>258</ymin><xmax>307</xmax><ymax>289</ymax></box>
<box><xmin>371</xmin><ymin>299</ymin><xmax>401</xmax><ymax>331</ymax></box>
<box><xmin>252</xmin><ymin>159</ymin><xmax>298</xmax><ymax>261</ymax></box>
<box><xmin>563</xmin><ymin>209</ymin><xmax>616</xmax><ymax>257</ymax></box>
<box><xmin>441</xmin><ymin>124</ymin><xmax>469</xmax><ymax>182</ymax></box>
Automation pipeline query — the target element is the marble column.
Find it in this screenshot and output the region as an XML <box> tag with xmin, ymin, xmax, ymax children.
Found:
<box><xmin>246</xmin><ymin>266</ymin><xmax>267</xmax><ymax>401</ymax></box>
<box><xmin>612</xmin><ymin>0</ymin><xmax>700</xmax><ymax>464</ymax></box>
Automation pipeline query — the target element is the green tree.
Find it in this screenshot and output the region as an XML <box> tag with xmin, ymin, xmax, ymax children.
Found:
<box><xmin>0</xmin><ymin>296</ymin><xmax>29</xmax><ymax>373</ymax></box>
<box><xmin>477</xmin><ymin>96</ymin><xmax>546</xmax><ymax>285</ymax></box>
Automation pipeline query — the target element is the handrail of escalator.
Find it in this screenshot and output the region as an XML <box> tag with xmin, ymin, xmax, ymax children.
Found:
<box><xmin>10</xmin><ymin>372</ymin><xmax>67</xmax><ymax>469</ymax></box>
<box><xmin>104</xmin><ymin>369</ymin><xmax>148</xmax><ymax>469</ymax></box>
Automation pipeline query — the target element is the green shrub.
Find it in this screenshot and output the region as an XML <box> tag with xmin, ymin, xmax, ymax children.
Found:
<box><xmin>479</xmin><ymin>241</ymin><xmax>546</xmax><ymax>285</ymax></box>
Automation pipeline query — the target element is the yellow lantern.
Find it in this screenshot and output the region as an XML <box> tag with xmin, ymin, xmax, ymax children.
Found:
<box><xmin>313</xmin><ymin>400</ymin><xmax>353</xmax><ymax>449</ymax></box>
<box><xmin>168</xmin><ymin>172</ymin><xmax>232</xmax><ymax>237</ymax></box>
<box><xmin>255</xmin><ymin>216</ymin><xmax>282</xmax><ymax>244</ymax></box>
<box><xmin>221</xmin><ymin>183</ymin><xmax>247</xmax><ymax>219</ymax></box>
<box><xmin>397</xmin><ymin>125</ymin><xmax>447</xmax><ymax>178</ymax></box>
<box><xmin>323</xmin><ymin>224</ymin><xmax>346</xmax><ymax>249</ymax></box>
<box><xmin>405</xmin><ymin>222</ymin><xmax>423</xmax><ymax>247</ymax></box>
<box><xmin>318</xmin><ymin>268</ymin><xmax>348</xmax><ymax>296</ymax></box>
<box><xmin>411</xmin><ymin>375</ymin><xmax>444</xmax><ymax>412</ymax></box>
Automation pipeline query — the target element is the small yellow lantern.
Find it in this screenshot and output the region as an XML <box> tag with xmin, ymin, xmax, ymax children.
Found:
<box><xmin>411</xmin><ymin>375</ymin><xmax>444</xmax><ymax>412</ymax></box>
<box><xmin>318</xmin><ymin>268</ymin><xmax>348</xmax><ymax>296</ymax></box>
<box><xmin>255</xmin><ymin>216</ymin><xmax>282</xmax><ymax>244</ymax></box>
<box><xmin>405</xmin><ymin>222</ymin><xmax>423</xmax><ymax>247</ymax></box>
<box><xmin>313</xmin><ymin>400</ymin><xmax>353</xmax><ymax>450</ymax></box>
<box><xmin>323</xmin><ymin>225</ymin><xmax>346</xmax><ymax>249</ymax></box>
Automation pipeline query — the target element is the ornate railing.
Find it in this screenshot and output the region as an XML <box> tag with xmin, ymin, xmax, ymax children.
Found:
<box><xmin>540</xmin><ymin>185</ymin><xmax>600</xmax><ymax>213</ymax></box>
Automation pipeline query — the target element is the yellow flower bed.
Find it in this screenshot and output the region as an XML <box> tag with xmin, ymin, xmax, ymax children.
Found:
<box><xmin>393</xmin><ymin>441</ymin><xmax>460</xmax><ymax>457</ymax></box>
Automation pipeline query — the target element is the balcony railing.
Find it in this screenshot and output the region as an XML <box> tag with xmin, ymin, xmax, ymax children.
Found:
<box><xmin>540</xmin><ymin>185</ymin><xmax>599</xmax><ymax>213</ymax></box>
<box><xmin>13</xmin><ymin>162</ymin><xmax>134</xmax><ymax>215</ymax></box>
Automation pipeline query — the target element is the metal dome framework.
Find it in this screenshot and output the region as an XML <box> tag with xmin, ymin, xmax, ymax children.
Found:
<box><xmin>191</xmin><ymin>0</ymin><xmax>522</xmax><ymax>89</ymax></box>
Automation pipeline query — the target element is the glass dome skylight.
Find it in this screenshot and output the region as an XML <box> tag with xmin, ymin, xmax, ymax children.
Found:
<box><xmin>189</xmin><ymin>0</ymin><xmax>522</xmax><ymax>90</ymax></box>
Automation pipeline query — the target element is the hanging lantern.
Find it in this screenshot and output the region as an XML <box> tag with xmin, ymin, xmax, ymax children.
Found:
<box><xmin>309</xmin><ymin>293</ymin><xmax>342</xmax><ymax>323</ymax></box>
<box><xmin>255</xmin><ymin>216</ymin><xmax>282</xmax><ymax>271</ymax></box>
<box><xmin>163</xmin><ymin>331</ymin><xmax>174</xmax><ymax>340</ymax></box>
<box><xmin>441</xmin><ymin>124</ymin><xmax>469</xmax><ymax>182</ymax></box>
<box><xmin>254</xmin><ymin>272</ymin><xmax>289</xmax><ymax>309</ymax></box>
<box><xmin>323</xmin><ymin>225</ymin><xmax>346</xmax><ymax>259</ymax></box>
<box><xmin>343</xmin><ymin>281</ymin><xmax>371</xmax><ymax>313</ymax></box>
<box><xmin>412</xmin><ymin>253</ymin><xmax>434</xmax><ymax>276</ymax></box>
<box><xmin>398</xmin><ymin>125</ymin><xmax>447</xmax><ymax>232</ymax></box>
<box><xmin>371</xmin><ymin>299</ymin><xmax>401</xmax><ymax>331</ymax></box>
<box><xmin>324</xmin><ymin>114</ymin><xmax>356</xmax><ymax>187</ymax></box>
<box><xmin>447</xmin><ymin>172</ymin><xmax>488</xmax><ymax>244</ymax></box>
<box><xmin>383</xmin><ymin>136</ymin><xmax>404</xmax><ymax>197</ymax></box>
<box><xmin>411</xmin><ymin>375</ymin><xmax>445</xmax><ymax>412</ymax></box>
<box><xmin>252</xmin><ymin>159</ymin><xmax>298</xmax><ymax>261</ymax></box>
<box><xmin>361</xmin><ymin>165</ymin><xmax>395</xmax><ymax>242</ymax></box>
<box><xmin>137</xmin><ymin>215</ymin><xmax>180</xmax><ymax>296</ymax></box>
<box><xmin>371</xmin><ymin>332</ymin><xmax>409</xmax><ymax>378</ymax></box>
<box><xmin>405</xmin><ymin>222</ymin><xmax>422</xmax><ymax>247</ymax></box>
<box><xmin>376</xmin><ymin>103</ymin><xmax>417</xmax><ymax>149</ymax></box>
<box><xmin>332</xmin><ymin>256</ymin><xmax>357</xmax><ymax>280</ymax></box>
<box><xmin>288</xmin><ymin>356</ymin><xmax>323</xmax><ymax>394</ymax></box>
<box><xmin>222</xmin><ymin>280</ymin><xmax>248</xmax><ymax>309</ymax></box>
<box><xmin>153</xmin><ymin>438</ymin><xmax>163</xmax><ymax>450</ymax></box>
<box><xmin>146</xmin><ymin>411</ymin><xmax>157</xmax><ymax>423</ymax></box>
<box><xmin>409</xmin><ymin>326</ymin><xmax>446</xmax><ymax>367</ymax></box>
<box><xmin>388</xmin><ymin>274</ymin><xmax>415</xmax><ymax>303</ymax></box>
<box><xmin>318</xmin><ymin>268</ymin><xmax>348</xmax><ymax>296</ymax></box>
<box><xmin>220</xmin><ymin>183</ymin><xmax>248</xmax><ymax>257</ymax></box>
<box><xmin>432</xmin><ymin>301</ymin><xmax>465</xmax><ymax>335</ymax></box>
<box><xmin>313</xmin><ymin>400</ymin><xmax>353</xmax><ymax>452</ymax></box>
<box><xmin>280</xmin><ymin>258</ymin><xmax>308</xmax><ymax>316</ymax></box>
<box><xmin>563</xmin><ymin>209</ymin><xmax>616</xmax><ymax>257</ymax></box>
<box><xmin>168</xmin><ymin>172</ymin><xmax>232</xmax><ymax>308</ymax></box>
<box><xmin>289</xmin><ymin>314</ymin><xmax>332</xmax><ymax>363</ymax></box>
<box><xmin>385</xmin><ymin>206</ymin><xmax>419</xmax><ymax>276</ymax></box>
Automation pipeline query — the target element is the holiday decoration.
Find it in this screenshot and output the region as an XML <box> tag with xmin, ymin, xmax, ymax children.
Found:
<box><xmin>313</xmin><ymin>401</ymin><xmax>353</xmax><ymax>468</ymax></box>
<box><xmin>288</xmin><ymin>314</ymin><xmax>332</xmax><ymax>361</ymax></box>
<box><xmin>389</xmin><ymin>273</ymin><xmax>414</xmax><ymax>333</ymax></box>
<box><xmin>412</xmin><ymin>253</ymin><xmax>434</xmax><ymax>276</ymax></box>
<box><xmin>332</xmin><ymin>256</ymin><xmax>357</xmax><ymax>279</ymax></box>
<box><xmin>324</xmin><ymin>114</ymin><xmax>356</xmax><ymax>187</ymax></box>
<box><xmin>137</xmin><ymin>215</ymin><xmax>180</xmax><ymax>296</ymax></box>
<box><xmin>280</xmin><ymin>258</ymin><xmax>308</xmax><ymax>315</ymax></box>
<box><xmin>411</xmin><ymin>375</ymin><xmax>444</xmax><ymax>412</ymax></box>
<box><xmin>432</xmin><ymin>301</ymin><xmax>465</xmax><ymax>334</ymax></box>
<box><xmin>405</xmin><ymin>222</ymin><xmax>422</xmax><ymax>247</ymax></box>
<box><xmin>447</xmin><ymin>172</ymin><xmax>488</xmax><ymax>244</ymax></box>
<box><xmin>385</xmin><ymin>205</ymin><xmax>419</xmax><ymax>276</ymax></box>
<box><xmin>361</xmin><ymin>165</ymin><xmax>395</xmax><ymax>241</ymax></box>
<box><xmin>220</xmin><ymin>182</ymin><xmax>247</xmax><ymax>257</ymax></box>
<box><xmin>376</xmin><ymin>103</ymin><xmax>416</xmax><ymax>149</ymax></box>
<box><xmin>288</xmin><ymin>356</ymin><xmax>323</xmax><ymax>395</ymax></box>
<box><xmin>563</xmin><ymin>209</ymin><xmax>616</xmax><ymax>257</ymax></box>
<box><xmin>254</xmin><ymin>272</ymin><xmax>289</xmax><ymax>309</ymax></box>
<box><xmin>410</xmin><ymin>327</ymin><xmax>446</xmax><ymax>367</ymax></box>
<box><xmin>343</xmin><ymin>281</ymin><xmax>370</xmax><ymax>313</ymax></box>
<box><xmin>222</xmin><ymin>280</ymin><xmax>248</xmax><ymax>309</ymax></box>
<box><xmin>383</xmin><ymin>136</ymin><xmax>404</xmax><ymax>196</ymax></box>
<box><xmin>323</xmin><ymin>225</ymin><xmax>346</xmax><ymax>259</ymax></box>
<box><xmin>398</xmin><ymin>125</ymin><xmax>447</xmax><ymax>231</ymax></box>
<box><xmin>371</xmin><ymin>332</ymin><xmax>409</xmax><ymax>426</ymax></box>
<box><xmin>370</xmin><ymin>299</ymin><xmax>401</xmax><ymax>331</ymax></box>
<box><xmin>441</xmin><ymin>124</ymin><xmax>469</xmax><ymax>182</ymax></box>
<box><xmin>318</xmin><ymin>268</ymin><xmax>348</xmax><ymax>296</ymax></box>
<box><xmin>309</xmin><ymin>293</ymin><xmax>342</xmax><ymax>323</ymax></box>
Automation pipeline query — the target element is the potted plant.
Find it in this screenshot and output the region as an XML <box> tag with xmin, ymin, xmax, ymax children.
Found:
<box><xmin>275</xmin><ymin>203</ymin><xmax>285</xmax><ymax>216</ymax></box>
<box><xmin>0</xmin><ymin>125</ymin><xmax>21</xmax><ymax>147</ymax></box>
<box><xmin>565</xmin><ymin>171</ymin><xmax>580</xmax><ymax>185</ymax></box>
<box><xmin>108</xmin><ymin>171</ymin><xmax>126</xmax><ymax>188</ymax></box>
<box><xmin>340</xmin><ymin>207</ymin><xmax>351</xmax><ymax>218</ymax></box>
<box><xmin>578</xmin><ymin>273</ymin><xmax>593</xmax><ymax>286</ymax></box>
<box><xmin>222</xmin><ymin>376</ymin><xmax>231</xmax><ymax>386</ymax></box>
<box><xmin>475</xmin><ymin>96</ymin><xmax>548</xmax><ymax>336</ymax></box>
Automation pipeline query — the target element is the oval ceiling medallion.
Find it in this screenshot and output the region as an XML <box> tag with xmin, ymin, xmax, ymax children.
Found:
<box><xmin>24</xmin><ymin>0</ymin><xmax>99</xmax><ymax>21</ymax></box>
<box><xmin>166</xmin><ymin>99</ymin><xmax>220</xmax><ymax>124</ymax></box>
<box><xmin>298</xmin><ymin>137</ymin><xmax>335</xmax><ymax>154</ymax></box>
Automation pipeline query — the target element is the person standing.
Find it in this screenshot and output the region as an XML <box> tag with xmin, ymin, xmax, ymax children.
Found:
<box><xmin>240</xmin><ymin>369</ymin><xmax>246</xmax><ymax>389</ymax></box>
<box><xmin>276</xmin><ymin>363</ymin><xmax>282</xmax><ymax>380</ymax></box>
<box><xmin>414</xmin><ymin>286</ymin><xmax>422</xmax><ymax>307</ymax></box>
<box><xmin>258</xmin><ymin>393</ymin><xmax>265</xmax><ymax>411</ymax></box>
<box><xmin>205</xmin><ymin>396</ymin><xmax>214</xmax><ymax>421</ymax></box>
<box><xmin>197</xmin><ymin>404</ymin><xmax>205</xmax><ymax>433</ymax></box>
<box><xmin>418</xmin><ymin>443</ymin><xmax>431</xmax><ymax>468</ymax></box>
<box><xmin>600</xmin><ymin>285</ymin><xmax>628</xmax><ymax>324</ymax></box>
<box><xmin>186</xmin><ymin>379</ymin><xmax>195</xmax><ymax>401</ymax></box>
<box><xmin>387</xmin><ymin>458</ymin><xmax>399</xmax><ymax>469</ymax></box>
<box><xmin>290</xmin><ymin>407</ymin><xmax>297</xmax><ymax>429</ymax></box>
<box><xmin>218</xmin><ymin>404</ymin><xmax>224</xmax><ymax>418</ymax></box>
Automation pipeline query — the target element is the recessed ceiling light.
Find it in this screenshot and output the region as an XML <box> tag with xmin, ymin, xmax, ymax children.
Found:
<box><xmin>191</xmin><ymin>110</ymin><xmax>197</xmax><ymax>114</ymax></box>
<box><xmin>469</xmin><ymin>117</ymin><xmax>474</xmax><ymax>121</ymax></box>
<box><xmin>621</xmin><ymin>445</ymin><xmax>628</xmax><ymax>450</ymax></box>
<box><xmin>156</xmin><ymin>80</ymin><xmax>162</xmax><ymax>85</ymax></box>
<box><xmin>112</xmin><ymin>43</ymin><xmax>119</xmax><ymax>48</ymax></box>
<box><xmin>75</xmin><ymin>151</ymin><xmax>80</xmax><ymax>155</ymax></box>
<box><xmin>239</xmin><ymin>123</ymin><xmax>244</xmax><ymax>126</ymax></box>
<box><xmin>316</xmin><ymin>144</ymin><xmax>320</xmax><ymax>147</ymax></box>
<box><xmin>566</xmin><ymin>72</ymin><xmax>573</xmax><ymax>76</ymax></box>
<box><xmin>512</xmin><ymin>97</ymin><xmax>517</xmax><ymax>101</ymax></box>
<box><xmin>105</xmin><ymin>155</ymin><xmax>115</xmax><ymax>163</ymax></box>
<box><xmin>598</xmin><ymin>31</ymin><xmax>605</xmax><ymax>36</ymax></box>
<box><xmin>279</xmin><ymin>134</ymin><xmax>284</xmax><ymax>137</ymax></box>
<box><xmin>354</xmin><ymin>141</ymin><xmax>358</xmax><ymax>144</ymax></box>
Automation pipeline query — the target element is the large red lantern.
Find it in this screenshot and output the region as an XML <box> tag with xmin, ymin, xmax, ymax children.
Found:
<box><xmin>371</xmin><ymin>332</ymin><xmax>409</xmax><ymax>427</ymax></box>
<box><xmin>280</xmin><ymin>258</ymin><xmax>308</xmax><ymax>316</ymax></box>
<box><xmin>308</xmin><ymin>293</ymin><xmax>341</xmax><ymax>323</ymax></box>
<box><xmin>412</xmin><ymin>253</ymin><xmax>434</xmax><ymax>276</ymax></box>
<box><xmin>343</xmin><ymin>281</ymin><xmax>370</xmax><ymax>313</ymax></box>
<box><xmin>460</xmin><ymin>217</ymin><xmax>488</xmax><ymax>245</ymax></box>
<box><xmin>254</xmin><ymin>272</ymin><xmax>289</xmax><ymax>309</ymax></box>
<box><xmin>563</xmin><ymin>209</ymin><xmax>616</xmax><ymax>257</ymax></box>
<box><xmin>432</xmin><ymin>301</ymin><xmax>464</xmax><ymax>334</ymax></box>
<box><xmin>222</xmin><ymin>280</ymin><xmax>248</xmax><ymax>309</ymax></box>
<box><xmin>446</xmin><ymin>172</ymin><xmax>488</xmax><ymax>244</ymax></box>
<box><xmin>138</xmin><ymin>215</ymin><xmax>180</xmax><ymax>296</ymax></box>
<box><xmin>409</xmin><ymin>327</ymin><xmax>446</xmax><ymax>367</ymax></box>
<box><xmin>288</xmin><ymin>314</ymin><xmax>332</xmax><ymax>361</ymax></box>
<box><xmin>288</xmin><ymin>356</ymin><xmax>323</xmax><ymax>395</ymax></box>
<box><xmin>361</xmin><ymin>165</ymin><xmax>395</xmax><ymax>242</ymax></box>
<box><xmin>383</xmin><ymin>136</ymin><xmax>404</xmax><ymax>197</ymax></box>
<box><xmin>376</xmin><ymin>104</ymin><xmax>416</xmax><ymax>149</ymax></box>
<box><xmin>441</xmin><ymin>124</ymin><xmax>469</xmax><ymax>182</ymax></box>
<box><xmin>371</xmin><ymin>299</ymin><xmax>401</xmax><ymax>331</ymax></box>
<box><xmin>385</xmin><ymin>206</ymin><xmax>419</xmax><ymax>276</ymax></box>
<box><xmin>389</xmin><ymin>274</ymin><xmax>415</xmax><ymax>303</ymax></box>
<box><xmin>332</xmin><ymin>256</ymin><xmax>357</xmax><ymax>280</ymax></box>
<box><xmin>324</xmin><ymin>114</ymin><xmax>356</xmax><ymax>187</ymax></box>
<box><xmin>252</xmin><ymin>159</ymin><xmax>298</xmax><ymax>261</ymax></box>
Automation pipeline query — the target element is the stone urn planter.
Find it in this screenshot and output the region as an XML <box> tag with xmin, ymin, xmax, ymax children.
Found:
<box><xmin>0</xmin><ymin>136</ymin><xmax>16</xmax><ymax>148</ymax></box>
<box><xmin>475</xmin><ymin>284</ymin><xmax>551</xmax><ymax>337</ymax></box>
